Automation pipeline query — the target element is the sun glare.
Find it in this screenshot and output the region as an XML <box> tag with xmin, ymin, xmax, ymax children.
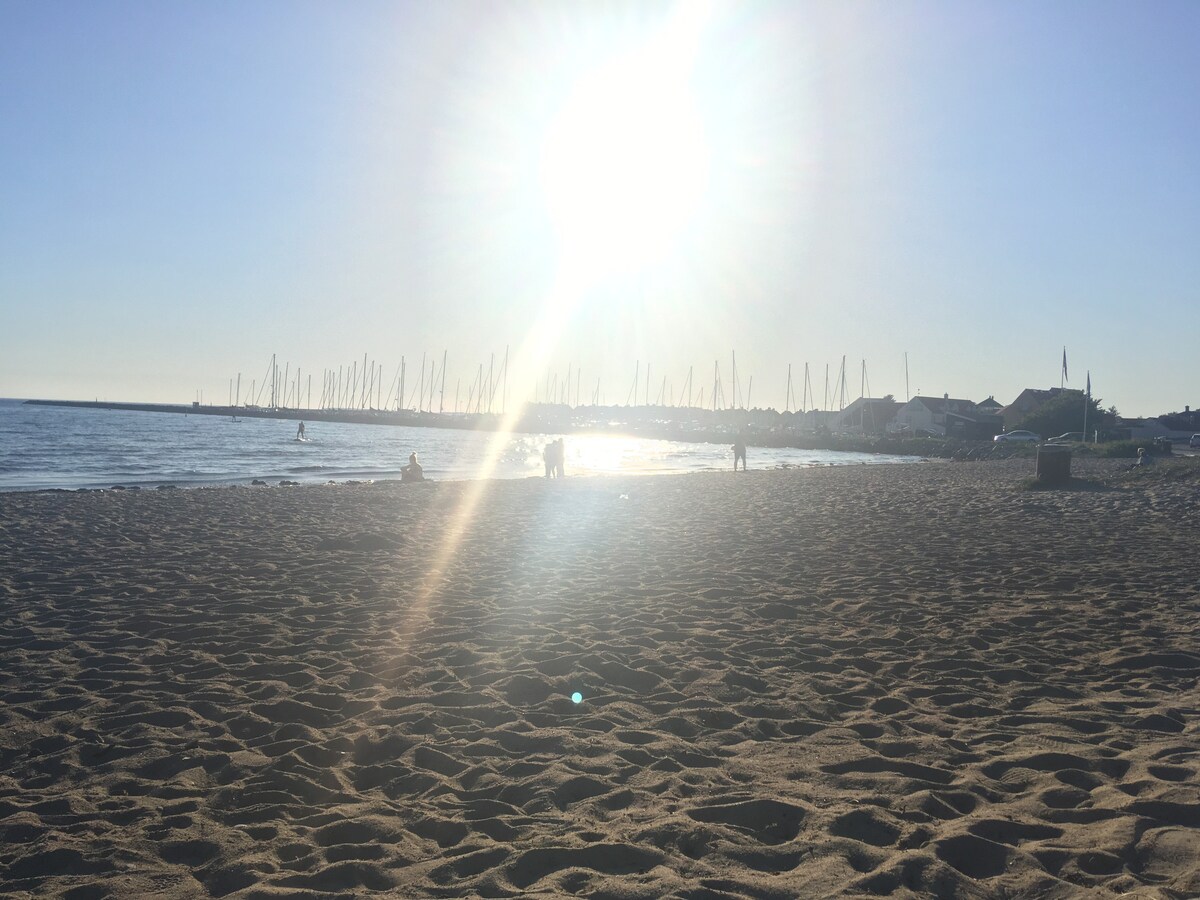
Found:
<box><xmin>539</xmin><ymin>6</ymin><xmax>713</xmax><ymax>276</ymax></box>
<box><xmin>416</xmin><ymin>6</ymin><xmax>718</xmax><ymax>614</ymax></box>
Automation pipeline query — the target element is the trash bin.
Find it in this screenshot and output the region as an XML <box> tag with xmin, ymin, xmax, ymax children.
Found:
<box><xmin>1036</xmin><ymin>445</ymin><xmax>1071</xmax><ymax>483</ymax></box>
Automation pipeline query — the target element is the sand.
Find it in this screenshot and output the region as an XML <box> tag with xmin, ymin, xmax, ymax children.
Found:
<box><xmin>1</xmin><ymin>458</ymin><xmax>1198</xmax><ymax>898</ymax></box>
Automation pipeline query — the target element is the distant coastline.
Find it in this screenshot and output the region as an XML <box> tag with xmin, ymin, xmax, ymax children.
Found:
<box><xmin>23</xmin><ymin>398</ymin><xmax>1001</xmax><ymax>459</ymax></box>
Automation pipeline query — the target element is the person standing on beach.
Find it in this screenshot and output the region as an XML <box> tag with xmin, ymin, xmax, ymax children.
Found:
<box><xmin>733</xmin><ymin>434</ymin><xmax>747</xmax><ymax>472</ymax></box>
<box><xmin>543</xmin><ymin>442</ymin><xmax>555</xmax><ymax>478</ymax></box>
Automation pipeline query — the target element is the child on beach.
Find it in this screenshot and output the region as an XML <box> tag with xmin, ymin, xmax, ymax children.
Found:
<box><xmin>401</xmin><ymin>452</ymin><xmax>424</xmax><ymax>482</ymax></box>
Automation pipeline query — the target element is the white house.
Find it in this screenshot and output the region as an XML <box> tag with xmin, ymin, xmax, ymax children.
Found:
<box><xmin>892</xmin><ymin>395</ymin><xmax>981</xmax><ymax>436</ymax></box>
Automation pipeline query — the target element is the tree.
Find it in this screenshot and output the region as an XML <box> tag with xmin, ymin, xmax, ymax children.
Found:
<box><xmin>1012</xmin><ymin>390</ymin><xmax>1114</xmax><ymax>438</ymax></box>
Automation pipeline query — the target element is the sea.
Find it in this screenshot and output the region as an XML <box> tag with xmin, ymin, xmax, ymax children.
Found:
<box><xmin>0</xmin><ymin>399</ymin><xmax>923</xmax><ymax>492</ymax></box>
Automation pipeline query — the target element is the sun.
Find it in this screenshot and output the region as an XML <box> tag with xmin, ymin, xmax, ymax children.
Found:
<box><xmin>539</xmin><ymin>9</ymin><xmax>712</xmax><ymax>277</ymax></box>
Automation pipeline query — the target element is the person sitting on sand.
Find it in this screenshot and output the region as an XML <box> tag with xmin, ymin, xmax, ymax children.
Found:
<box><xmin>401</xmin><ymin>452</ymin><xmax>424</xmax><ymax>482</ymax></box>
<box><xmin>733</xmin><ymin>435</ymin><xmax>747</xmax><ymax>472</ymax></box>
<box><xmin>1130</xmin><ymin>447</ymin><xmax>1153</xmax><ymax>469</ymax></box>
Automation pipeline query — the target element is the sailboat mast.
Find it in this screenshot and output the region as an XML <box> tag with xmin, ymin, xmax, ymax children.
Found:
<box><xmin>487</xmin><ymin>353</ymin><xmax>495</xmax><ymax>413</ymax></box>
<box><xmin>439</xmin><ymin>350</ymin><xmax>447</xmax><ymax>414</ymax></box>
<box><xmin>417</xmin><ymin>352</ymin><xmax>426</xmax><ymax>412</ymax></box>
<box><xmin>841</xmin><ymin>355</ymin><xmax>848</xmax><ymax>409</ymax></box>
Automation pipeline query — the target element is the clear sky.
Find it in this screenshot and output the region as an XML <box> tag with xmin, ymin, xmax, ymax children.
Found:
<box><xmin>2</xmin><ymin>0</ymin><xmax>1198</xmax><ymax>416</ymax></box>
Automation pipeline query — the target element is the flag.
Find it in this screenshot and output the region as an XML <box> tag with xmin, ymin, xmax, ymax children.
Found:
<box><xmin>1062</xmin><ymin>347</ymin><xmax>1068</xmax><ymax>384</ymax></box>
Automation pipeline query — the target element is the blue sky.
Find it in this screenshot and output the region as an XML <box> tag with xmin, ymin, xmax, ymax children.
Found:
<box><xmin>2</xmin><ymin>1</ymin><xmax>1197</xmax><ymax>415</ymax></box>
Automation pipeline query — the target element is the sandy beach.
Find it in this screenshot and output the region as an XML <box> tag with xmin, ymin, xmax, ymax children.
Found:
<box><xmin>1</xmin><ymin>458</ymin><xmax>1197</xmax><ymax>898</ymax></box>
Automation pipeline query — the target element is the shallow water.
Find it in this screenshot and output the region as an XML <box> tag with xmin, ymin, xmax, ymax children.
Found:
<box><xmin>0</xmin><ymin>399</ymin><xmax>922</xmax><ymax>491</ymax></box>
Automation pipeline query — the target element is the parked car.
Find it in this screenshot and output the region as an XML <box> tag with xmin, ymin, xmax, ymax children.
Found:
<box><xmin>1047</xmin><ymin>432</ymin><xmax>1084</xmax><ymax>443</ymax></box>
<box><xmin>1190</xmin><ymin>434</ymin><xmax>1200</xmax><ymax>448</ymax></box>
<box><xmin>994</xmin><ymin>430</ymin><xmax>1041</xmax><ymax>443</ymax></box>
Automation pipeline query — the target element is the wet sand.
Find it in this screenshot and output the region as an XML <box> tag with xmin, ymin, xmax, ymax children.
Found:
<box><xmin>1</xmin><ymin>458</ymin><xmax>1198</xmax><ymax>898</ymax></box>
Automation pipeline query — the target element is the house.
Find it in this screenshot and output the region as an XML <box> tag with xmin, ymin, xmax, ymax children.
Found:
<box><xmin>1121</xmin><ymin>413</ymin><xmax>1199</xmax><ymax>443</ymax></box>
<box><xmin>1001</xmin><ymin>387</ymin><xmax>1069</xmax><ymax>428</ymax></box>
<box><xmin>892</xmin><ymin>395</ymin><xmax>998</xmax><ymax>438</ymax></box>
<box><xmin>828</xmin><ymin>397</ymin><xmax>902</xmax><ymax>435</ymax></box>
<box><xmin>1155</xmin><ymin>406</ymin><xmax>1200</xmax><ymax>432</ymax></box>
<box><xmin>976</xmin><ymin>395</ymin><xmax>1004</xmax><ymax>414</ymax></box>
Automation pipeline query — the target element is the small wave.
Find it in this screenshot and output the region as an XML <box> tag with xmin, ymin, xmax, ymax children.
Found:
<box><xmin>287</xmin><ymin>465</ymin><xmax>333</xmax><ymax>473</ymax></box>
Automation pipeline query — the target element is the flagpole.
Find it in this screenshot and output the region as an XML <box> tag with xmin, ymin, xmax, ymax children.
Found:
<box><xmin>1084</xmin><ymin>371</ymin><xmax>1091</xmax><ymax>443</ymax></box>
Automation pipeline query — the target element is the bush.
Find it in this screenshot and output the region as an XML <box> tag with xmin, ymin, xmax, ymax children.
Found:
<box><xmin>1099</xmin><ymin>440</ymin><xmax>1162</xmax><ymax>459</ymax></box>
<box><xmin>1011</xmin><ymin>390</ymin><xmax>1113</xmax><ymax>438</ymax></box>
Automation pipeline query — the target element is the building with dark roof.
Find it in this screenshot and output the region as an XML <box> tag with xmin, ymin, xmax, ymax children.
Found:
<box><xmin>892</xmin><ymin>395</ymin><xmax>1002</xmax><ymax>439</ymax></box>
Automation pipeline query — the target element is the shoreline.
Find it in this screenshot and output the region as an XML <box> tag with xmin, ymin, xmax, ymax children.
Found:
<box><xmin>0</xmin><ymin>452</ymin><xmax>930</xmax><ymax>497</ymax></box>
<box><xmin>2</xmin><ymin>459</ymin><xmax>1197</xmax><ymax>897</ymax></box>
<box><xmin>5</xmin><ymin>462</ymin><xmax>926</xmax><ymax>495</ymax></box>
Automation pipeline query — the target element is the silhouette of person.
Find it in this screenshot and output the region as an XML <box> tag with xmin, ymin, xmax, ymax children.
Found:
<box><xmin>543</xmin><ymin>442</ymin><xmax>555</xmax><ymax>478</ymax></box>
<box><xmin>401</xmin><ymin>451</ymin><xmax>424</xmax><ymax>482</ymax></box>
<box><xmin>555</xmin><ymin>438</ymin><xmax>566</xmax><ymax>478</ymax></box>
<box><xmin>733</xmin><ymin>435</ymin><xmax>747</xmax><ymax>472</ymax></box>
<box><xmin>297</xmin><ymin>422</ymin><xmax>306</xmax><ymax>439</ymax></box>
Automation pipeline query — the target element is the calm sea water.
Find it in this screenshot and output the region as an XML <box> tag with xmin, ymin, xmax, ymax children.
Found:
<box><xmin>0</xmin><ymin>399</ymin><xmax>922</xmax><ymax>492</ymax></box>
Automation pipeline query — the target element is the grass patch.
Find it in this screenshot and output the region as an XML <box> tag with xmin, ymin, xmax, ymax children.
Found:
<box><xmin>1108</xmin><ymin>457</ymin><xmax>1200</xmax><ymax>485</ymax></box>
<box><xmin>1098</xmin><ymin>439</ymin><xmax>1173</xmax><ymax>458</ymax></box>
<box><xmin>1017</xmin><ymin>475</ymin><xmax>1110</xmax><ymax>492</ymax></box>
